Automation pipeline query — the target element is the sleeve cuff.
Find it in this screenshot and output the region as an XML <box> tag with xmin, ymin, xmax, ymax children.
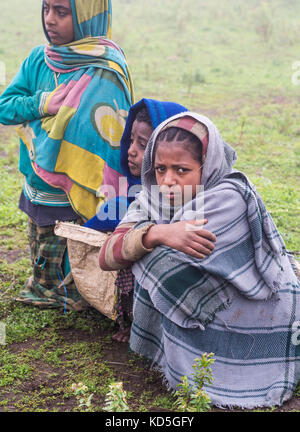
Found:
<box><xmin>38</xmin><ymin>91</ymin><xmax>51</xmax><ymax>117</ymax></box>
<box><xmin>122</xmin><ymin>223</ymin><xmax>155</xmax><ymax>262</ymax></box>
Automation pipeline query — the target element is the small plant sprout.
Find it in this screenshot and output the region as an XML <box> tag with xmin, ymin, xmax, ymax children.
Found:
<box><xmin>71</xmin><ymin>382</ymin><xmax>94</xmax><ymax>411</ymax></box>
<box><xmin>192</xmin><ymin>352</ymin><xmax>215</xmax><ymax>389</ymax></box>
<box><xmin>174</xmin><ymin>353</ymin><xmax>215</xmax><ymax>412</ymax></box>
<box><xmin>104</xmin><ymin>382</ymin><xmax>130</xmax><ymax>412</ymax></box>
<box><xmin>174</xmin><ymin>375</ymin><xmax>192</xmax><ymax>412</ymax></box>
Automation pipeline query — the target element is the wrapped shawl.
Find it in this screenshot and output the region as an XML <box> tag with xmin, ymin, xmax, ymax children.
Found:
<box><xmin>17</xmin><ymin>0</ymin><xmax>134</xmax><ymax>221</ymax></box>
<box><xmin>121</xmin><ymin>112</ymin><xmax>300</xmax><ymax>408</ymax></box>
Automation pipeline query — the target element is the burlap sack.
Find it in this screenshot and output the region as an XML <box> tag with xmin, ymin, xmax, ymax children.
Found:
<box><xmin>54</xmin><ymin>221</ymin><xmax>118</xmax><ymax>320</ymax></box>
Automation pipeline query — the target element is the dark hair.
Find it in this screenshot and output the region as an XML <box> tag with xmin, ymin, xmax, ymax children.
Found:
<box><xmin>135</xmin><ymin>107</ymin><xmax>152</xmax><ymax>127</ymax></box>
<box><xmin>156</xmin><ymin>127</ymin><xmax>203</xmax><ymax>164</ymax></box>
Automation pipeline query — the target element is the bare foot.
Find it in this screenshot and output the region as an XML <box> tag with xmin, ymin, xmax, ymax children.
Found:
<box><xmin>112</xmin><ymin>327</ymin><xmax>131</xmax><ymax>343</ymax></box>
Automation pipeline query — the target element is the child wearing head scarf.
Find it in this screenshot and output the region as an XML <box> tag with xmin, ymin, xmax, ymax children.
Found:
<box><xmin>0</xmin><ymin>0</ymin><xmax>134</xmax><ymax>310</ymax></box>
<box><xmin>100</xmin><ymin>111</ymin><xmax>300</xmax><ymax>408</ymax></box>
<box><xmin>85</xmin><ymin>98</ymin><xmax>190</xmax><ymax>232</ymax></box>
<box><xmin>92</xmin><ymin>99</ymin><xmax>216</xmax><ymax>341</ymax></box>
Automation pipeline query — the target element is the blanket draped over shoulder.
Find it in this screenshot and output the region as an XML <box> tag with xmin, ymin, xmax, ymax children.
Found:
<box><xmin>121</xmin><ymin>112</ymin><xmax>300</xmax><ymax>408</ymax></box>
<box><xmin>17</xmin><ymin>0</ymin><xmax>134</xmax><ymax>221</ymax></box>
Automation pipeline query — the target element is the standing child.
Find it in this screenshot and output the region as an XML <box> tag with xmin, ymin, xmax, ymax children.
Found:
<box><xmin>0</xmin><ymin>0</ymin><xmax>134</xmax><ymax>311</ymax></box>
<box><xmin>100</xmin><ymin>112</ymin><xmax>300</xmax><ymax>408</ymax></box>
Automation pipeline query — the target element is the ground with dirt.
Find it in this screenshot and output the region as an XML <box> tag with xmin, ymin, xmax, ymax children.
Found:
<box><xmin>1</xmin><ymin>0</ymin><xmax>300</xmax><ymax>413</ymax></box>
<box><xmin>0</xmin><ymin>243</ymin><xmax>299</xmax><ymax>413</ymax></box>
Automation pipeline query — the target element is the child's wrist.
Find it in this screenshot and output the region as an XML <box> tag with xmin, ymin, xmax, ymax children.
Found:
<box><xmin>143</xmin><ymin>225</ymin><xmax>162</xmax><ymax>249</ymax></box>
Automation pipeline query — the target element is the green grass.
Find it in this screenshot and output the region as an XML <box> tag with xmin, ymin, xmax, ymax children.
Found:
<box><xmin>0</xmin><ymin>0</ymin><xmax>299</xmax><ymax>413</ymax></box>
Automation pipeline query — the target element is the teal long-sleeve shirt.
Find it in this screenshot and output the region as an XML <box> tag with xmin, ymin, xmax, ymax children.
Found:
<box><xmin>0</xmin><ymin>45</ymin><xmax>65</xmax><ymax>124</ymax></box>
<box><xmin>0</xmin><ymin>45</ymin><xmax>74</xmax><ymax>195</ymax></box>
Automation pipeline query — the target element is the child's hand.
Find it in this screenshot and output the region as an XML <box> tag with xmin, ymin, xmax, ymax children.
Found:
<box><xmin>143</xmin><ymin>220</ymin><xmax>216</xmax><ymax>259</ymax></box>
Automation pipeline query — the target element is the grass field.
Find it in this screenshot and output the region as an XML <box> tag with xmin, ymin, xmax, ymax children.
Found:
<box><xmin>0</xmin><ymin>0</ymin><xmax>299</xmax><ymax>412</ymax></box>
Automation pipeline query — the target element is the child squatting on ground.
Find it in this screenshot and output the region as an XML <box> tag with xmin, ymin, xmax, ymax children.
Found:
<box><xmin>86</xmin><ymin>99</ymin><xmax>216</xmax><ymax>342</ymax></box>
<box><xmin>0</xmin><ymin>0</ymin><xmax>134</xmax><ymax>310</ymax></box>
<box><xmin>99</xmin><ymin>112</ymin><xmax>300</xmax><ymax>409</ymax></box>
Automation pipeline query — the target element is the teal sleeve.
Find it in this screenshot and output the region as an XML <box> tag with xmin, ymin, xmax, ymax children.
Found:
<box><xmin>0</xmin><ymin>53</ymin><xmax>46</xmax><ymax>125</ymax></box>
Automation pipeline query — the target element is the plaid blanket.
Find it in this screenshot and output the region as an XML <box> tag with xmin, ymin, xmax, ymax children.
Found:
<box><xmin>124</xmin><ymin>112</ymin><xmax>300</xmax><ymax>408</ymax></box>
<box><xmin>131</xmin><ymin>259</ymin><xmax>300</xmax><ymax>408</ymax></box>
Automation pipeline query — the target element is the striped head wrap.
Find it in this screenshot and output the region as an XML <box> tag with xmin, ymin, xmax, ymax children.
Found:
<box><xmin>160</xmin><ymin>115</ymin><xmax>209</xmax><ymax>162</ymax></box>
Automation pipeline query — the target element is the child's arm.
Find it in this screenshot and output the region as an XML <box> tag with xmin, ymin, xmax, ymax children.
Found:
<box><xmin>143</xmin><ymin>220</ymin><xmax>216</xmax><ymax>260</ymax></box>
<box><xmin>0</xmin><ymin>54</ymin><xmax>48</xmax><ymax>125</ymax></box>
<box><xmin>99</xmin><ymin>222</ymin><xmax>155</xmax><ymax>271</ymax></box>
<box><xmin>99</xmin><ymin>220</ymin><xmax>216</xmax><ymax>271</ymax></box>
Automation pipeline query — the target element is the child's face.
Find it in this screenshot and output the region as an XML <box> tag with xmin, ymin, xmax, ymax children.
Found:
<box><xmin>44</xmin><ymin>0</ymin><xmax>74</xmax><ymax>45</ymax></box>
<box><xmin>127</xmin><ymin>119</ymin><xmax>153</xmax><ymax>177</ymax></box>
<box><xmin>154</xmin><ymin>140</ymin><xmax>202</xmax><ymax>206</ymax></box>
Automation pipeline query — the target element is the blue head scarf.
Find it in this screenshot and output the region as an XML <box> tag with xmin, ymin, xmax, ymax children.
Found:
<box><xmin>120</xmin><ymin>98</ymin><xmax>188</xmax><ymax>190</ymax></box>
